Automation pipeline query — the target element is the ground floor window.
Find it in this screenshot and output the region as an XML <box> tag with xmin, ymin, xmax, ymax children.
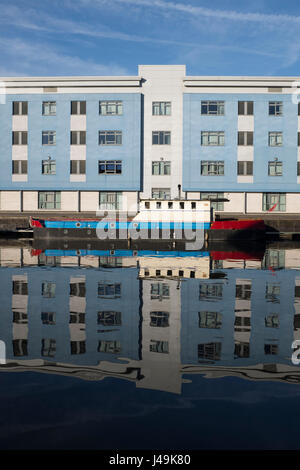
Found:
<box><xmin>262</xmin><ymin>193</ymin><xmax>286</xmax><ymax>212</ymax></box>
<box><xmin>152</xmin><ymin>188</ymin><xmax>171</xmax><ymax>200</ymax></box>
<box><xmin>200</xmin><ymin>192</ymin><xmax>224</xmax><ymax>211</ymax></box>
<box><xmin>99</xmin><ymin>192</ymin><xmax>122</xmax><ymax>210</ymax></box>
<box><xmin>38</xmin><ymin>191</ymin><xmax>61</xmax><ymax>210</ymax></box>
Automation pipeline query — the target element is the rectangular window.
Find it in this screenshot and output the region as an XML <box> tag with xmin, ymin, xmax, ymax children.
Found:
<box><xmin>269</xmin><ymin>101</ymin><xmax>283</xmax><ymax>116</ymax></box>
<box><xmin>151</xmin><ymin>283</ymin><xmax>170</xmax><ymax>300</ymax></box>
<box><xmin>13</xmin><ymin>339</ymin><xmax>28</xmax><ymax>357</ymax></box>
<box><xmin>70</xmin><ymin>282</ymin><xmax>86</xmax><ymax>297</ymax></box>
<box><xmin>238</xmin><ymin>101</ymin><xmax>253</xmax><ymax>115</ymax></box>
<box><xmin>41</xmin><ymin>338</ymin><xmax>56</xmax><ymax>357</ymax></box>
<box><xmin>152</xmin><ymin>161</ymin><xmax>171</xmax><ymax>175</ymax></box>
<box><xmin>152</xmin><ymin>131</ymin><xmax>171</xmax><ymax>145</ymax></box>
<box><xmin>12</xmin><ymin>131</ymin><xmax>27</xmax><ymax>145</ymax></box>
<box><xmin>234</xmin><ymin>342</ymin><xmax>250</xmax><ymax>358</ymax></box>
<box><xmin>70</xmin><ymin>131</ymin><xmax>86</xmax><ymax>145</ymax></box>
<box><xmin>13</xmin><ymin>312</ymin><xmax>28</xmax><ymax>324</ymax></box>
<box><xmin>237</xmin><ymin>161</ymin><xmax>253</xmax><ymax>175</ymax></box>
<box><xmin>200</xmin><ymin>192</ymin><xmax>224</xmax><ymax>210</ymax></box>
<box><xmin>265</xmin><ymin>314</ymin><xmax>279</xmax><ymax>328</ymax></box>
<box><xmin>42</xmin><ymin>281</ymin><xmax>56</xmax><ymax>298</ymax></box>
<box><xmin>199</xmin><ymin>283</ymin><xmax>223</xmax><ymax>300</ymax></box>
<box><xmin>42</xmin><ymin>101</ymin><xmax>56</xmax><ymax>116</ymax></box>
<box><xmin>99</xmin><ymin>192</ymin><xmax>122</xmax><ymax>210</ymax></box>
<box><xmin>41</xmin><ymin>312</ymin><xmax>56</xmax><ymax>325</ymax></box>
<box><xmin>149</xmin><ymin>340</ymin><xmax>169</xmax><ymax>354</ymax></box>
<box><xmin>98</xmin><ymin>340</ymin><xmax>121</xmax><ymax>354</ymax></box>
<box><xmin>201</xmin><ymin>131</ymin><xmax>224</xmax><ymax>146</ymax></box>
<box><xmin>263</xmin><ymin>193</ymin><xmax>286</xmax><ymax>212</ymax></box>
<box><xmin>298</xmin><ymin>132</ymin><xmax>300</xmax><ymax>146</ymax></box>
<box><xmin>238</xmin><ymin>131</ymin><xmax>253</xmax><ymax>146</ymax></box>
<box><xmin>199</xmin><ymin>312</ymin><xmax>222</xmax><ymax>329</ymax></box>
<box><xmin>269</xmin><ymin>132</ymin><xmax>283</xmax><ymax>146</ymax></box>
<box><xmin>38</xmin><ymin>191</ymin><xmax>61</xmax><ymax>209</ymax></box>
<box><xmin>12</xmin><ymin>160</ymin><xmax>27</xmax><ymax>175</ymax></box>
<box><xmin>268</xmin><ymin>161</ymin><xmax>282</xmax><ymax>176</ymax></box>
<box><xmin>264</xmin><ymin>343</ymin><xmax>278</xmax><ymax>355</ymax></box>
<box><xmin>99</xmin><ymin>101</ymin><xmax>123</xmax><ymax>115</ymax></box>
<box><xmin>150</xmin><ymin>312</ymin><xmax>169</xmax><ymax>328</ymax></box>
<box><xmin>42</xmin><ymin>131</ymin><xmax>56</xmax><ymax>145</ymax></box>
<box><xmin>98</xmin><ymin>282</ymin><xmax>121</xmax><ymax>298</ymax></box>
<box><xmin>12</xmin><ymin>101</ymin><xmax>28</xmax><ymax>115</ymax></box>
<box><xmin>298</xmin><ymin>162</ymin><xmax>300</xmax><ymax>176</ymax></box>
<box><xmin>152</xmin><ymin>188</ymin><xmax>171</xmax><ymax>200</ymax></box>
<box><xmin>69</xmin><ymin>312</ymin><xmax>85</xmax><ymax>324</ymax></box>
<box><xmin>70</xmin><ymin>341</ymin><xmax>86</xmax><ymax>355</ymax></box>
<box><xmin>152</xmin><ymin>101</ymin><xmax>171</xmax><ymax>116</ymax></box>
<box><xmin>12</xmin><ymin>280</ymin><xmax>28</xmax><ymax>295</ymax></box>
<box><xmin>99</xmin><ymin>131</ymin><xmax>122</xmax><ymax>145</ymax></box>
<box><xmin>70</xmin><ymin>160</ymin><xmax>86</xmax><ymax>174</ymax></box>
<box><xmin>236</xmin><ymin>283</ymin><xmax>252</xmax><ymax>300</ymax></box>
<box><xmin>42</xmin><ymin>159</ymin><xmax>56</xmax><ymax>175</ymax></box>
<box><xmin>201</xmin><ymin>101</ymin><xmax>224</xmax><ymax>115</ymax></box>
<box><xmin>98</xmin><ymin>160</ymin><xmax>122</xmax><ymax>174</ymax></box>
<box><xmin>71</xmin><ymin>101</ymin><xmax>86</xmax><ymax>115</ymax></box>
<box><xmin>98</xmin><ymin>311</ymin><xmax>122</xmax><ymax>327</ymax></box>
<box><xmin>201</xmin><ymin>161</ymin><xmax>224</xmax><ymax>176</ymax></box>
<box><xmin>198</xmin><ymin>342</ymin><xmax>221</xmax><ymax>361</ymax></box>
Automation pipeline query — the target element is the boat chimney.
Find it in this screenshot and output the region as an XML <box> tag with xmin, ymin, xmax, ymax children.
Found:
<box><xmin>178</xmin><ymin>184</ymin><xmax>181</xmax><ymax>199</ymax></box>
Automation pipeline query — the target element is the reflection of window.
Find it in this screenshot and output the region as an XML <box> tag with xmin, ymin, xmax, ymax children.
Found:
<box><xmin>13</xmin><ymin>339</ymin><xmax>28</xmax><ymax>356</ymax></box>
<box><xmin>234</xmin><ymin>342</ymin><xmax>250</xmax><ymax>358</ymax></box>
<box><xmin>41</xmin><ymin>338</ymin><xmax>56</xmax><ymax>357</ymax></box>
<box><xmin>70</xmin><ymin>341</ymin><xmax>86</xmax><ymax>354</ymax></box>
<box><xmin>42</xmin><ymin>281</ymin><xmax>56</xmax><ymax>298</ymax></box>
<box><xmin>295</xmin><ymin>285</ymin><xmax>300</xmax><ymax>298</ymax></box>
<box><xmin>149</xmin><ymin>340</ymin><xmax>169</xmax><ymax>353</ymax></box>
<box><xmin>199</xmin><ymin>283</ymin><xmax>223</xmax><ymax>300</ymax></box>
<box><xmin>69</xmin><ymin>312</ymin><xmax>85</xmax><ymax>324</ymax></box>
<box><xmin>151</xmin><ymin>283</ymin><xmax>170</xmax><ymax>300</ymax></box>
<box><xmin>98</xmin><ymin>311</ymin><xmax>121</xmax><ymax>326</ymax></box>
<box><xmin>98</xmin><ymin>283</ymin><xmax>121</xmax><ymax>298</ymax></box>
<box><xmin>198</xmin><ymin>342</ymin><xmax>221</xmax><ymax>361</ymax></box>
<box><xmin>150</xmin><ymin>311</ymin><xmax>169</xmax><ymax>327</ymax></box>
<box><xmin>264</xmin><ymin>343</ymin><xmax>278</xmax><ymax>355</ymax></box>
<box><xmin>199</xmin><ymin>311</ymin><xmax>222</xmax><ymax>329</ymax></box>
<box><xmin>234</xmin><ymin>316</ymin><xmax>251</xmax><ymax>332</ymax></box>
<box><xmin>265</xmin><ymin>314</ymin><xmax>279</xmax><ymax>328</ymax></box>
<box><xmin>236</xmin><ymin>283</ymin><xmax>251</xmax><ymax>300</ymax></box>
<box><xmin>41</xmin><ymin>312</ymin><xmax>56</xmax><ymax>325</ymax></box>
<box><xmin>70</xmin><ymin>282</ymin><xmax>86</xmax><ymax>297</ymax></box>
<box><xmin>98</xmin><ymin>340</ymin><xmax>121</xmax><ymax>354</ymax></box>
<box><xmin>13</xmin><ymin>312</ymin><xmax>28</xmax><ymax>324</ymax></box>
<box><xmin>99</xmin><ymin>256</ymin><xmax>122</xmax><ymax>268</ymax></box>
<box><xmin>265</xmin><ymin>283</ymin><xmax>280</xmax><ymax>303</ymax></box>
<box><xmin>12</xmin><ymin>280</ymin><xmax>28</xmax><ymax>295</ymax></box>
<box><xmin>263</xmin><ymin>250</ymin><xmax>285</xmax><ymax>270</ymax></box>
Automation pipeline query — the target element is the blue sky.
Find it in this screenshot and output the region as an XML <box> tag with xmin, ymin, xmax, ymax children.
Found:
<box><xmin>1</xmin><ymin>0</ymin><xmax>300</xmax><ymax>76</ymax></box>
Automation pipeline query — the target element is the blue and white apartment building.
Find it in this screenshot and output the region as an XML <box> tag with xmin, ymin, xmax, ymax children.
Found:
<box><xmin>1</xmin><ymin>64</ymin><xmax>300</xmax><ymax>214</ymax></box>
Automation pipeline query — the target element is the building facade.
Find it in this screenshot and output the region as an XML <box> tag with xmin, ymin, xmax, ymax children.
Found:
<box><xmin>1</xmin><ymin>65</ymin><xmax>300</xmax><ymax>214</ymax></box>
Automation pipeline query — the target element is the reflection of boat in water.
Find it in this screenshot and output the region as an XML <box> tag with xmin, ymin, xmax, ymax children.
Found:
<box><xmin>30</xmin><ymin>199</ymin><xmax>266</xmax><ymax>242</ymax></box>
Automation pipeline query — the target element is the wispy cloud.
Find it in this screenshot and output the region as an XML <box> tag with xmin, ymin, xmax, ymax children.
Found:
<box><xmin>0</xmin><ymin>37</ymin><xmax>128</xmax><ymax>76</ymax></box>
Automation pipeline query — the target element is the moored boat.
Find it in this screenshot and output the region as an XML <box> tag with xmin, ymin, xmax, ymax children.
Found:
<box><xmin>29</xmin><ymin>199</ymin><xmax>266</xmax><ymax>242</ymax></box>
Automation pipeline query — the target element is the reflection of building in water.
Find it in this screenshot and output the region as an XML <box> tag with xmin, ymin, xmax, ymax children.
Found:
<box><xmin>2</xmin><ymin>247</ymin><xmax>300</xmax><ymax>393</ymax></box>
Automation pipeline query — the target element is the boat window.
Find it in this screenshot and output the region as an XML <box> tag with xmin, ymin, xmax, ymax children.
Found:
<box><xmin>179</xmin><ymin>270</ymin><xmax>184</xmax><ymax>277</ymax></box>
<box><xmin>168</xmin><ymin>202</ymin><xmax>173</xmax><ymax>209</ymax></box>
<box><xmin>145</xmin><ymin>202</ymin><xmax>150</xmax><ymax>209</ymax></box>
<box><xmin>167</xmin><ymin>270</ymin><xmax>172</xmax><ymax>276</ymax></box>
<box><xmin>156</xmin><ymin>202</ymin><xmax>161</xmax><ymax>209</ymax></box>
<box><xmin>191</xmin><ymin>202</ymin><xmax>196</xmax><ymax>209</ymax></box>
<box><xmin>180</xmin><ymin>202</ymin><xmax>184</xmax><ymax>209</ymax></box>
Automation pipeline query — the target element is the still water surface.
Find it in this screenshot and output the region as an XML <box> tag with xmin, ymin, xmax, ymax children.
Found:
<box><xmin>1</xmin><ymin>243</ymin><xmax>300</xmax><ymax>449</ymax></box>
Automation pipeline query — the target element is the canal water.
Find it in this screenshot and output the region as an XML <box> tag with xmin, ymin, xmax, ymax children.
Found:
<box><xmin>0</xmin><ymin>243</ymin><xmax>300</xmax><ymax>449</ymax></box>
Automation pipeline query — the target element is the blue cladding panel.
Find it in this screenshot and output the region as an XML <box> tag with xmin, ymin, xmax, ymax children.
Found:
<box><xmin>0</xmin><ymin>93</ymin><xmax>141</xmax><ymax>190</ymax></box>
<box><xmin>183</xmin><ymin>93</ymin><xmax>299</xmax><ymax>192</ymax></box>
